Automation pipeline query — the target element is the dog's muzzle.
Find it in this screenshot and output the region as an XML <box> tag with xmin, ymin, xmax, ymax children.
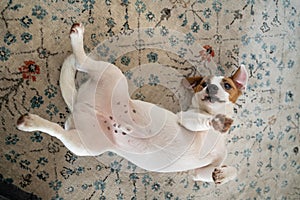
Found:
<box><xmin>203</xmin><ymin>95</ymin><xmax>225</xmax><ymax>103</ymax></box>
<box><xmin>203</xmin><ymin>84</ymin><xmax>225</xmax><ymax>103</ymax></box>
<box><xmin>206</xmin><ymin>84</ymin><xmax>218</xmax><ymax>95</ymax></box>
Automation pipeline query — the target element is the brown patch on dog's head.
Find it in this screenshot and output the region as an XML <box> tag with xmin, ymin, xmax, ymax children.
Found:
<box><xmin>221</xmin><ymin>78</ymin><xmax>242</xmax><ymax>103</ymax></box>
<box><xmin>185</xmin><ymin>76</ymin><xmax>210</xmax><ymax>93</ymax></box>
<box><xmin>223</xmin><ymin>65</ymin><xmax>249</xmax><ymax>103</ymax></box>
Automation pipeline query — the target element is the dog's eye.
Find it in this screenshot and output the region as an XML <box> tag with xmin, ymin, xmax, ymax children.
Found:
<box><xmin>201</xmin><ymin>82</ymin><xmax>208</xmax><ymax>88</ymax></box>
<box><xmin>224</xmin><ymin>83</ymin><xmax>232</xmax><ymax>90</ymax></box>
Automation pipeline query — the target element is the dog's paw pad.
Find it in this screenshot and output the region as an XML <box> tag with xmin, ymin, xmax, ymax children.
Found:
<box><xmin>212</xmin><ymin>166</ymin><xmax>237</xmax><ymax>185</ymax></box>
<box><xmin>211</xmin><ymin>114</ymin><xmax>233</xmax><ymax>133</ymax></box>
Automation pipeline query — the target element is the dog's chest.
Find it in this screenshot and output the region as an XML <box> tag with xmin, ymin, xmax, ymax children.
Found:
<box><xmin>189</xmin><ymin>129</ymin><xmax>221</xmax><ymax>159</ymax></box>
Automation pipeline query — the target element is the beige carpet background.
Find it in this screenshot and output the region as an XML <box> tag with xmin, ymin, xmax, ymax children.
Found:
<box><xmin>0</xmin><ymin>0</ymin><xmax>299</xmax><ymax>199</ymax></box>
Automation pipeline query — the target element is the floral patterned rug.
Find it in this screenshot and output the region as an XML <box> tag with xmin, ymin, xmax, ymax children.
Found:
<box><xmin>0</xmin><ymin>0</ymin><xmax>299</xmax><ymax>199</ymax></box>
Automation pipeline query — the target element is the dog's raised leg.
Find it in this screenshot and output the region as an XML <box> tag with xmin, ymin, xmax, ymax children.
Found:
<box><xmin>60</xmin><ymin>23</ymin><xmax>98</xmax><ymax>130</ymax></box>
<box><xmin>69</xmin><ymin>23</ymin><xmax>114</xmax><ymax>83</ymax></box>
<box><xmin>16</xmin><ymin>114</ymin><xmax>92</xmax><ymax>156</ymax></box>
<box><xmin>69</xmin><ymin>23</ymin><xmax>87</xmax><ymax>68</ymax></box>
<box><xmin>17</xmin><ymin>114</ymin><xmax>64</xmax><ymax>137</ymax></box>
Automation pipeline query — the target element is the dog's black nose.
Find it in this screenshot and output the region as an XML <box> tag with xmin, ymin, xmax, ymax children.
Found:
<box><xmin>206</xmin><ymin>84</ymin><xmax>218</xmax><ymax>95</ymax></box>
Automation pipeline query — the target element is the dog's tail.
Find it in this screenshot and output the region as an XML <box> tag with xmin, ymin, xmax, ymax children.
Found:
<box><xmin>60</xmin><ymin>54</ymin><xmax>77</xmax><ymax>111</ymax></box>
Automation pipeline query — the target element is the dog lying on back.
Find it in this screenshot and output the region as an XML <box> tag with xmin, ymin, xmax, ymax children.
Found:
<box><xmin>17</xmin><ymin>23</ymin><xmax>248</xmax><ymax>184</ymax></box>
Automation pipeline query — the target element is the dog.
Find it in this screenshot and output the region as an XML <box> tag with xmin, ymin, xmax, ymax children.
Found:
<box><xmin>17</xmin><ymin>23</ymin><xmax>248</xmax><ymax>185</ymax></box>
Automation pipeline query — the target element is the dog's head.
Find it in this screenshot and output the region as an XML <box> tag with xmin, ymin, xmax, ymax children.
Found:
<box><xmin>185</xmin><ymin>65</ymin><xmax>248</xmax><ymax>115</ymax></box>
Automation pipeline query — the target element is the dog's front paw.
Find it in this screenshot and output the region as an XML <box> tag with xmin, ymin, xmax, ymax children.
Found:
<box><xmin>17</xmin><ymin>114</ymin><xmax>42</xmax><ymax>132</ymax></box>
<box><xmin>212</xmin><ymin>165</ymin><xmax>237</xmax><ymax>185</ymax></box>
<box><xmin>211</xmin><ymin>114</ymin><xmax>233</xmax><ymax>133</ymax></box>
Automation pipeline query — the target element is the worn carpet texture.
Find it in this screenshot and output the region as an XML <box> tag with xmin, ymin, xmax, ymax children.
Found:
<box><xmin>0</xmin><ymin>0</ymin><xmax>299</xmax><ymax>199</ymax></box>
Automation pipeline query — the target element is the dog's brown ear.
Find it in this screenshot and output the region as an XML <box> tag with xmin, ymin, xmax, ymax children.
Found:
<box><xmin>182</xmin><ymin>76</ymin><xmax>204</xmax><ymax>92</ymax></box>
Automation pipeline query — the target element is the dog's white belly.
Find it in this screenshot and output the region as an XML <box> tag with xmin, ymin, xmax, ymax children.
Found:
<box><xmin>74</xmin><ymin>81</ymin><xmax>198</xmax><ymax>170</ymax></box>
<box><xmin>72</xmin><ymin>100</ymin><xmax>112</xmax><ymax>155</ymax></box>
<box><xmin>111</xmin><ymin>125</ymin><xmax>223</xmax><ymax>172</ymax></box>
<box><xmin>158</xmin><ymin>132</ymin><xmax>224</xmax><ymax>172</ymax></box>
<box><xmin>72</xmin><ymin>62</ymin><xmax>222</xmax><ymax>172</ymax></box>
<box><xmin>74</xmin><ymin>89</ymin><xmax>219</xmax><ymax>171</ymax></box>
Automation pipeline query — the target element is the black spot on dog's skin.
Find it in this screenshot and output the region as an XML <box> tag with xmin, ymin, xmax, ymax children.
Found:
<box><xmin>293</xmin><ymin>147</ymin><xmax>298</xmax><ymax>155</ymax></box>
<box><xmin>107</xmin><ymin>127</ymin><xmax>111</xmax><ymax>130</ymax></box>
<box><xmin>122</xmin><ymin>132</ymin><xmax>127</xmax><ymax>135</ymax></box>
<box><xmin>132</xmin><ymin>109</ymin><xmax>136</xmax><ymax>113</ymax></box>
<box><xmin>109</xmin><ymin>116</ymin><xmax>113</xmax><ymax>120</ymax></box>
<box><xmin>114</xmin><ymin>130</ymin><xmax>118</xmax><ymax>133</ymax></box>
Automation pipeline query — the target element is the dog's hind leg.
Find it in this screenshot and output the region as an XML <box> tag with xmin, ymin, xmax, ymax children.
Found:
<box><xmin>60</xmin><ymin>54</ymin><xmax>77</xmax><ymax>112</ymax></box>
<box><xmin>192</xmin><ymin>164</ymin><xmax>217</xmax><ymax>183</ymax></box>
<box><xmin>192</xmin><ymin>164</ymin><xmax>237</xmax><ymax>185</ymax></box>
<box><xmin>69</xmin><ymin>24</ymin><xmax>102</xmax><ymax>71</ymax></box>
<box><xmin>69</xmin><ymin>23</ymin><xmax>112</xmax><ymax>77</ymax></box>
<box><xmin>192</xmin><ymin>137</ymin><xmax>237</xmax><ymax>184</ymax></box>
<box><xmin>212</xmin><ymin>165</ymin><xmax>237</xmax><ymax>184</ymax></box>
<box><xmin>60</xmin><ymin>23</ymin><xmax>100</xmax><ymax>130</ymax></box>
<box><xmin>69</xmin><ymin>23</ymin><xmax>87</xmax><ymax>69</ymax></box>
<box><xmin>16</xmin><ymin>114</ymin><xmax>94</xmax><ymax>156</ymax></box>
<box><xmin>59</xmin><ymin>54</ymin><xmax>77</xmax><ymax>130</ymax></box>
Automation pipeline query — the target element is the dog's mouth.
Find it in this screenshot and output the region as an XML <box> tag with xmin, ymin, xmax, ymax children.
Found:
<box><xmin>202</xmin><ymin>95</ymin><xmax>226</xmax><ymax>103</ymax></box>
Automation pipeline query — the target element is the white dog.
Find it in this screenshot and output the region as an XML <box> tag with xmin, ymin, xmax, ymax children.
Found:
<box><xmin>17</xmin><ymin>23</ymin><xmax>248</xmax><ymax>184</ymax></box>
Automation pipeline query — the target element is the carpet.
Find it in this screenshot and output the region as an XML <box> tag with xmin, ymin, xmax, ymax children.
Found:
<box><xmin>0</xmin><ymin>0</ymin><xmax>299</xmax><ymax>199</ymax></box>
